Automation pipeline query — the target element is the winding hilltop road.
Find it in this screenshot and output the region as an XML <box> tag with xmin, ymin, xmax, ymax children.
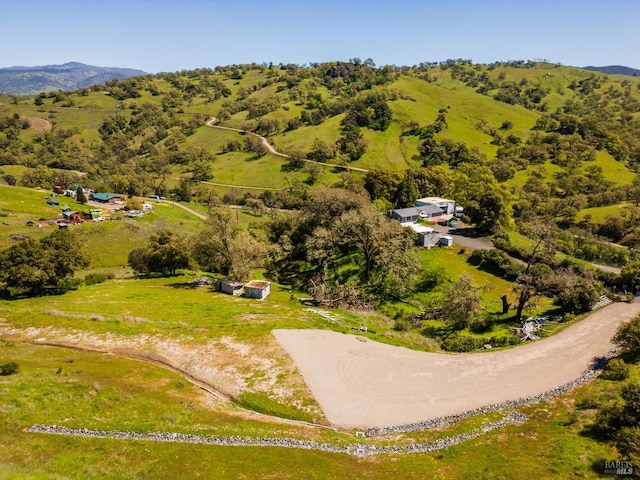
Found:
<box><xmin>205</xmin><ymin>117</ymin><xmax>369</xmax><ymax>173</ymax></box>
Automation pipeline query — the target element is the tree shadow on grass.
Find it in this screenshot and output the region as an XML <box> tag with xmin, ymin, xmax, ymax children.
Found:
<box><xmin>0</xmin><ymin>287</ymin><xmax>71</xmax><ymax>301</ymax></box>
<box><xmin>280</xmin><ymin>162</ymin><xmax>304</xmax><ymax>173</ymax></box>
<box><xmin>421</xmin><ymin>322</ymin><xmax>457</xmax><ymax>340</ymax></box>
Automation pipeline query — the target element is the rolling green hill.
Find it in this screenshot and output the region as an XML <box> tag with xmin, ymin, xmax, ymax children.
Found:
<box><xmin>1</xmin><ymin>59</ymin><xmax>638</xmax><ymax>245</ymax></box>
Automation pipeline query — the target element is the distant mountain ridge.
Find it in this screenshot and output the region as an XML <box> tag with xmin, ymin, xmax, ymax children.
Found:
<box><xmin>0</xmin><ymin>62</ymin><xmax>146</xmax><ymax>95</ymax></box>
<box><xmin>583</xmin><ymin>65</ymin><xmax>640</xmax><ymax>76</ymax></box>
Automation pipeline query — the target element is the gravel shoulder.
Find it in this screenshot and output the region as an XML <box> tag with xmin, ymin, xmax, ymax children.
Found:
<box><xmin>274</xmin><ymin>301</ymin><xmax>640</xmax><ymax>429</ymax></box>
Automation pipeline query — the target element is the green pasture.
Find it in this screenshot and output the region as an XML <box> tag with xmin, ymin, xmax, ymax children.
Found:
<box><xmin>0</xmin><ymin>275</ymin><xmax>320</xmax><ymax>340</ymax></box>
<box><xmin>209</xmin><ymin>151</ymin><xmax>303</xmax><ymax>188</ymax></box>
<box><xmin>356</xmin><ymin>122</ymin><xmax>412</xmax><ymax>170</ymax></box>
<box><xmin>188</xmin><ymin>120</ymin><xmax>347</xmax><ymax>189</ymax></box>
<box><xmin>0</xmin><ymin>185</ymin><xmax>66</xmax><ymax>242</ymax></box>
<box><xmin>391</xmin><ymin>75</ymin><xmax>540</xmax><ymax>152</ymax></box>
<box><xmin>591</xmin><ymin>150</ymin><xmax>634</xmax><ymax>185</ymax></box>
<box><xmin>272</xmin><ymin>114</ymin><xmax>343</xmax><ymax>154</ymax></box>
<box><xmin>576</xmin><ymin>202</ymin><xmax>632</xmax><ymax>223</ymax></box>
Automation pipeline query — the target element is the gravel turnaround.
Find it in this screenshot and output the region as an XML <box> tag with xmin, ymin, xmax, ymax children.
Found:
<box><xmin>274</xmin><ymin>301</ymin><xmax>640</xmax><ymax>429</ymax></box>
<box><xmin>27</xmin><ymin>412</ymin><xmax>527</xmax><ymax>457</ymax></box>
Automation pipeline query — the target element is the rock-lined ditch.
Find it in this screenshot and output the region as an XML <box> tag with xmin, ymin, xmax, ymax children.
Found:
<box><xmin>28</xmin><ymin>411</ymin><xmax>527</xmax><ymax>457</ymax></box>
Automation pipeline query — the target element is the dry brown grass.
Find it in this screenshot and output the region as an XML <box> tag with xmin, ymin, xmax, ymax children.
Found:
<box><xmin>23</xmin><ymin>115</ymin><xmax>51</xmax><ymax>132</ymax></box>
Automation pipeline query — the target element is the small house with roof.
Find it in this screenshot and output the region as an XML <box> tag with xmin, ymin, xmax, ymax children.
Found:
<box><xmin>91</xmin><ymin>192</ymin><xmax>125</xmax><ymax>204</ymax></box>
<box><xmin>244</xmin><ymin>280</ymin><xmax>271</xmax><ymax>299</ymax></box>
<box><xmin>389</xmin><ymin>204</ymin><xmax>444</xmax><ymax>224</ymax></box>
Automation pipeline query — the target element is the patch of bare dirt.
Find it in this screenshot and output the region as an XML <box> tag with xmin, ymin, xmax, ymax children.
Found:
<box><xmin>22</xmin><ymin>116</ymin><xmax>51</xmax><ymax>132</ymax></box>
<box><xmin>0</xmin><ymin>319</ymin><xmax>322</xmax><ymax>423</ymax></box>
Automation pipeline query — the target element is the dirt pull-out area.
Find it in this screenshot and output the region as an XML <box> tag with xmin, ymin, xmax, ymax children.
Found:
<box><xmin>274</xmin><ymin>302</ymin><xmax>640</xmax><ymax>430</ymax></box>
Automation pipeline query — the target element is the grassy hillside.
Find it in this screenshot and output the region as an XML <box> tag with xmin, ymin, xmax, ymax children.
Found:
<box><xmin>1</xmin><ymin>60</ymin><xmax>637</xmax><ymax>202</ymax></box>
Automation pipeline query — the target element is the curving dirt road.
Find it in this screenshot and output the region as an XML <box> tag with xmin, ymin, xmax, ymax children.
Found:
<box><xmin>205</xmin><ymin>117</ymin><xmax>369</xmax><ymax>173</ymax></box>
<box><xmin>274</xmin><ymin>301</ymin><xmax>640</xmax><ymax>429</ymax></box>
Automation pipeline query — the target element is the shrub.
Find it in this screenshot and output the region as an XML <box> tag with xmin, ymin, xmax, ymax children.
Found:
<box><xmin>393</xmin><ymin>318</ymin><xmax>410</xmax><ymax>331</ymax></box>
<box><xmin>441</xmin><ymin>336</ymin><xmax>483</xmax><ymax>352</ymax></box>
<box><xmin>489</xmin><ymin>335</ymin><xmax>521</xmax><ymax>348</ymax></box>
<box><xmin>576</xmin><ymin>395</ymin><xmax>602</xmax><ymax>410</ymax></box>
<box><xmin>468</xmin><ymin>249</ymin><xmax>522</xmax><ymax>280</ymax></box>
<box><xmin>469</xmin><ymin>316</ymin><xmax>492</xmax><ymax>333</ymax></box>
<box><xmin>0</xmin><ymin>361</ymin><xmax>19</xmax><ymax>376</ymax></box>
<box><xmin>84</xmin><ymin>272</ymin><xmax>115</xmax><ymax>286</ymax></box>
<box><xmin>614</xmin><ymin>313</ymin><xmax>640</xmax><ymax>360</ymax></box>
<box><xmin>416</xmin><ymin>267</ymin><xmax>447</xmax><ymax>291</ymax></box>
<box><xmin>2</xmin><ymin>174</ymin><xmax>16</xmax><ymax>186</ymax></box>
<box><xmin>602</xmin><ymin>358</ymin><xmax>631</xmax><ymax>381</ymax></box>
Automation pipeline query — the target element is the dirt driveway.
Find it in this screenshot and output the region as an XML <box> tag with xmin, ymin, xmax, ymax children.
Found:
<box><xmin>274</xmin><ymin>301</ymin><xmax>640</xmax><ymax>429</ymax></box>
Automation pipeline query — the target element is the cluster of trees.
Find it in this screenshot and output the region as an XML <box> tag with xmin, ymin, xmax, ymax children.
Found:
<box><xmin>587</xmin><ymin>315</ymin><xmax>640</xmax><ymax>464</ymax></box>
<box><xmin>492</xmin><ymin>220</ymin><xmax>605</xmax><ymax>318</ymax></box>
<box><xmin>127</xmin><ymin>189</ymin><xmax>419</xmax><ymax>308</ymax></box>
<box><xmin>266</xmin><ymin>188</ymin><xmax>419</xmax><ymax>306</ymax></box>
<box><xmin>128</xmin><ymin>209</ymin><xmax>271</xmax><ymax>282</ymax></box>
<box><xmin>128</xmin><ymin>229</ymin><xmax>192</xmax><ymax>276</ymax></box>
<box><xmin>0</xmin><ymin>230</ymin><xmax>88</xmax><ymax>296</ymax></box>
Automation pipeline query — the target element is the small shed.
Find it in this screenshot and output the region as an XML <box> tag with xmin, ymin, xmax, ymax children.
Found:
<box><xmin>418</xmin><ymin>231</ymin><xmax>442</xmax><ymax>247</ymax></box>
<box><xmin>244</xmin><ymin>280</ymin><xmax>271</xmax><ymax>300</ymax></box>
<box><xmin>438</xmin><ymin>235</ymin><xmax>454</xmax><ymax>247</ymax></box>
<box><xmin>217</xmin><ymin>278</ymin><xmax>244</xmax><ymax>295</ymax></box>
<box><xmin>62</xmin><ymin>211</ymin><xmax>84</xmax><ymax>223</ymax></box>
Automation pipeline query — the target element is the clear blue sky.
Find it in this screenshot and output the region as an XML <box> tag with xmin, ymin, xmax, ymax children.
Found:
<box><xmin>1</xmin><ymin>0</ymin><xmax>638</xmax><ymax>73</ymax></box>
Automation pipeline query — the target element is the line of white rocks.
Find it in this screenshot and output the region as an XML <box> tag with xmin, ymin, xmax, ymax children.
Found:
<box><xmin>27</xmin><ymin>412</ymin><xmax>526</xmax><ymax>458</ymax></box>
<box><xmin>365</xmin><ymin>351</ymin><xmax>614</xmax><ymax>437</ymax></box>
